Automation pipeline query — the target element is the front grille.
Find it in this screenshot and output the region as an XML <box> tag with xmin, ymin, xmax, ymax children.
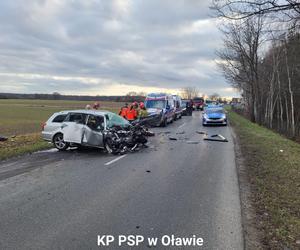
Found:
<box><xmin>207</xmin><ymin>121</ymin><xmax>223</xmax><ymax>124</ymax></box>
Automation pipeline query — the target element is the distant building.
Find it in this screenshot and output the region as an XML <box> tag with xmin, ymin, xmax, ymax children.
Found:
<box><xmin>231</xmin><ymin>97</ymin><xmax>242</xmax><ymax>103</ymax></box>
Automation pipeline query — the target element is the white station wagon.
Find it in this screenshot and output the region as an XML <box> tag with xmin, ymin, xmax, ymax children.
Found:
<box><xmin>42</xmin><ymin>110</ymin><xmax>130</xmax><ymax>151</ymax></box>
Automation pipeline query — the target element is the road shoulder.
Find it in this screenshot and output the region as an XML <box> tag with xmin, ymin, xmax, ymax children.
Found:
<box><xmin>231</xmin><ymin>127</ymin><xmax>263</xmax><ymax>250</ymax></box>
<box><xmin>229</xmin><ymin>110</ymin><xmax>300</xmax><ymax>249</ymax></box>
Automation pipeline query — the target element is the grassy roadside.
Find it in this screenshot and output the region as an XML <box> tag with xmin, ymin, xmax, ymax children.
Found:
<box><xmin>0</xmin><ymin>133</ymin><xmax>52</xmax><ymax>161</ymax></box>
<box><xmin>229</xmin><ymin>111</ymin><xmax>300</xmax><ymax>249</ymax></box>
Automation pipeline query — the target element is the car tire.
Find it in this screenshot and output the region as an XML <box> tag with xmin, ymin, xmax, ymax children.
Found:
<box><xmin>161</xmin><ymin>118</ymin><xmax>167</xmax><ymax>127</ymax></box>
<box><xmin>104</xmin><ymin>138</ymin><xmax>119</xmax><ymax>155</ymax></box>
<box><xmin>53</xmin><ymin>133</ymin><xmax>69</xmax><ymax>151</ymax></box>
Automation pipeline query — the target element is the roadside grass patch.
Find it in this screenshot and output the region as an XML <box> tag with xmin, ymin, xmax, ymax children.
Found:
<box><xmin>229</xmin><ymin>111</ymin><xmax>300</xmax><ymax>249</ymax></box>
<box><xmin>0</xmin><ymin>133</ymin><xmax>52</xmax><ymax>161</ymax></box>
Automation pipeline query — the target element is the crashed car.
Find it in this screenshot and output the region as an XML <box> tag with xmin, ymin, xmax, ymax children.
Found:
<box><xmin>202</xmin><ymin>108</ymin><xmax>227</xmax><ymax>126</ymax></box>
<box><xmin>42</xmin><ymin>110</ymin><xmax>131</xmax><ymax>151</ymax></box>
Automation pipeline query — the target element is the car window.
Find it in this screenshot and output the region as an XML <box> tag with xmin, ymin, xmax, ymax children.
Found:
<box><xmin>86</xmin><ymin>115</ymin><xmax>104</xmax><ymax>131</ymax></box>
<box><xmin>206</xmin><ymin>109</ymin><xmax>224</xmax><ymax>114</ymax></box>
<box><xmin>145</xmin><ymin>100</ymin><xmax>166</xmax><ymax>109</ymax></box>
<box><xmin>52</xmin><ymin>114</ymin><xmax>67</xmax><ymax>123</ymax></box>
<box><xmin>105</xmin><ymin>112</ymin><xmax>129</xmax><ymax>128</ymax></box>
<box><xmin>67</xmin><ymin>113</ymin><xmax>87</xmax><ymax>124</ymax></box>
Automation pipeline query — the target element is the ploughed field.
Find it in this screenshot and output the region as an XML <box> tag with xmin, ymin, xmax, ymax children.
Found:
<box><xmin>0</xmin><ymin>99</ymin><xmax>121</xmax><ymax>136</ymax></box>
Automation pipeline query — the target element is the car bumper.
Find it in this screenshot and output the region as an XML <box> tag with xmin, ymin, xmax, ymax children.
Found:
<box><xmin>202</xmin><ymin>118</ymin><xmax>227</xmax><ymax>125</ymax></box>
<box><xmin>147</xmin><ymin>113</ymin><xmax>163</xmax><ymax>126</ymax></box>
<box><xmin>41</xmin><ymin>131</ymin><xmax>53</xmax><ymax>141</ymax></box>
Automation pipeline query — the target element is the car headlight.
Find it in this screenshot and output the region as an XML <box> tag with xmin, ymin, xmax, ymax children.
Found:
<box><xmin>203</xmin><ymin>114</ymin><xmax>208</xmax><ymax>119</ymax></box>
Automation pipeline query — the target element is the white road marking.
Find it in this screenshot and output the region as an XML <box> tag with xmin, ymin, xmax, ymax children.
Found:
<box><xmin>104</xmin><ymin>155</ymin><xmax>127</xmax><ymax>166</ymax></box>
<box><xmin>178</xmin><ymin>123</ymin><xmax>186</xmax><ymax>129</ymax></box>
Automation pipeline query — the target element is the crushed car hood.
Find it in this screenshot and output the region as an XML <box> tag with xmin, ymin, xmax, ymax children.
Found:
<box><xmin>147</xmin><ymin>108</ymin><xmax>162</xmax><ymax>115</ymax></box>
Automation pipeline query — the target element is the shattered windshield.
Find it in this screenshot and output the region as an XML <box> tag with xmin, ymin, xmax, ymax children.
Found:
<box><xmin>105</xmin><ymin>112</ymin><xmax>130</xmax><ymax>128</ymax></box>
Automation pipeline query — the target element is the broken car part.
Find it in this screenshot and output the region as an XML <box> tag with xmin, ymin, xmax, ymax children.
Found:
<box><xmin>204</xmin><ymin>134</ymin><xmax>228</xmax><ymax>142</ymax></box>
<box><xmin>0</xmin><ymin>135</ymin><xmax>8</xmax><ymax>142</ymax></box>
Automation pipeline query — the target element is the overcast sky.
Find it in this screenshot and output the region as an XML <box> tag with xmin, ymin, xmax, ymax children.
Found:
<box><xmin>0</xmin><ymin>0</ymin><xmax>239</xmax><ymax>97</ymax></box>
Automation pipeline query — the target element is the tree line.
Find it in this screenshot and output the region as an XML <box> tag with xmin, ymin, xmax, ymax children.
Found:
<box><xmin>212</xmin><ymin>0</ymin><xmax>300</xmax><ymax>139</ymax></box>
<box><xmin>0</xmin><ymin>93</ymin><xmax>145</xmax><ymax>103</ymax></box>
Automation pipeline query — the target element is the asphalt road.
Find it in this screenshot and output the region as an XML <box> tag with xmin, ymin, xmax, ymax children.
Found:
<box><xmin>0</xmin><ymin>111</ymin><xmax>243</xmax><ymax>250</ymax></box>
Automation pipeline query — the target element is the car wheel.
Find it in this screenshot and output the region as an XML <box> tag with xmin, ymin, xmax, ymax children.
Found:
<box><xmin>161</xmin><ymin>118</ymin><xmax>167</xmax><ymax>127</ymax></box>
<box><xmin>105</xmin><ymin>138</ymin><xmax>119</xmax><ymax>155</ymax></box>
<box><xmin>53</xmin><ymin>133</ymin><xmax>69</xmax><ymax>151</ymax></box>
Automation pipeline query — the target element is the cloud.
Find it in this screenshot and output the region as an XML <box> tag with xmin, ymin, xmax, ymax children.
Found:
<box><xmin>0</xmin><ymin>0</ymin><xmax>237</xmax><ymax>97</ymax></box>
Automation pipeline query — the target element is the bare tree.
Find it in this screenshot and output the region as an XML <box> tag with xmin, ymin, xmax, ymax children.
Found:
<box><xmin>216</xmin><ymin>15</ymin><xmax>264</xmax><ymax>122</ymax></box>
<box><xmin>126</xmin><ymin>91</ymin><xmax>137</xmax><ymax>96</ymax></box>
<box><xmin>209</xmin><ymin>93</ymin><xmax>220</xmax><ymax>100</ymax></box>
<box><xmin>213</xmin><ymin>0</ymin><xmax>300</xmax><ymax>140</ymax></box>
<box><xmin>211</xmin><ymin>0</ymin><xmax>300</xmax><ymax>22</ymax></box>
<box><xmin>181</xmin><ymin>87</ymin><xmax>199</xmax><ymax>99</ymax></box>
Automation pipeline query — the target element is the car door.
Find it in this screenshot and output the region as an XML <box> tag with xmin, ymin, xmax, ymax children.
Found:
<box><xmin>62</xmin><ymin>113</ymin><xmax>86</xmax><ymax>143</ymax></box>
<box><xmin>82</xmin><ymin>115</ymin><xmax>105</xmax><ymax>147</ymax></box>
<box><xmin>166</xmin><ymin>97</ymin><xmax>174</xmax><ymax>121</ymax></box>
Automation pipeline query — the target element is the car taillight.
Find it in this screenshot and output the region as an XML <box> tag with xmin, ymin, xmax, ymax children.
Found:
<box><xmin>41</xmin><ymin>122</ymin><xmax>46</xmax><ymax>131</ymax></box>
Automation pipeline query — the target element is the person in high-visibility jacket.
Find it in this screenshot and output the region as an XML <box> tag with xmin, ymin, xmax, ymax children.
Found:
<box><xmin>93</xmin><ymin>102</ymin><xmax>100</xmax><ymax>110</ymax></box>
<box><xmin>132</xmin><ymin>102</ymin><xmax>139</xmax><ymax>118</ymax></box>
<box><xmin>138</xmin><ymin>102</ymin><xmax>148</xmax><ymax>118</ymax></box>
<box><xmin>126</xmin><ymin>104</ymin><xmax>138</xmax><ymax>121</ymax></box>
<box><xmin>119</xmin><ymin>103</ymin><xmax>128</xmax><ymax>118</ymax></box>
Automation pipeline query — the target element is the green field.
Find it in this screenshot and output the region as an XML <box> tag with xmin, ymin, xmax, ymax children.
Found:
<box><xmin>0</xmin><ymin>99</ymin><xmax>121</xmax><ymax>136</ymax></box>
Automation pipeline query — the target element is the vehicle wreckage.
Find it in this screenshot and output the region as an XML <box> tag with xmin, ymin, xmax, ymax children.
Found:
<box><xmin>42</xmin><ymin>110</ymin><xmax>155</xmax><ymax>154</ymax></box>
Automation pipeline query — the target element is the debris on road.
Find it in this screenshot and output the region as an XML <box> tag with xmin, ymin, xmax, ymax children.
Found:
<box><xmin>186</xmin><ymin>141</ymin><xmax>199</xmax><ymax>144</ymax></box>
<box><xmin>146</xmin><ymin>170</ymin><xmax>151</xmax><ymax>173</ymax></box>
<box><xmin>169</xmin><ymin>137</ymin><xmax>178</xmax><ymax>140</ymax></box>
<box><xmin>0</xmin><ymin>135</ymin><xmax>8</xmax><ymax>142</ymax></box>
<box><xmin>196</xmin><ymin>131</ymin><xmax>207</xmax><ymax>135</ymax></box>
<box><xmin>204</xmin><ymin>134</ymin><xmax>228</xmax><ymax>142</ymax></box>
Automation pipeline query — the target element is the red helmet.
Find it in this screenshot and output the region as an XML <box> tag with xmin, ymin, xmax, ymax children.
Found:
<box><xmin>93</xmin><ymin>102</ymin><xmax>100</xmax><ymax>109</ymax></box>
<box><xmin>139</xmin><ymin>102</ymin><xmax>145</xmax><ymax>108</ymax></box>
